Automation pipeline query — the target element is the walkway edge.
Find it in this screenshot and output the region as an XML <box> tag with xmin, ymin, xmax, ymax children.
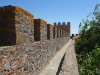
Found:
<box><xmin>39</xmin><ymin>39</ymin><xmax>72</xmax><ymax>75</ymax></box>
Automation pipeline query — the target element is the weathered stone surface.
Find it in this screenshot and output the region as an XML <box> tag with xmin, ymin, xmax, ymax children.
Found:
<box><xmin>0</xmin><ymin>5</ymin><xmax>34</xmax><ymax>46</ymax></box>
<box><xmin>47</xmin><ymin>24</ymin><xmax>53</xmax><ymax>40</ymax></box>
<box><xmin>0</xmin><ymin>5</ymin><xmax>70</xmax><ymax>75</ymax></box>
<box><xmin>4</xmin><ymin>62</ymin><xmax>10</xmax><ymax>71</ymax></box>
<box><xmin>34</xmin><ymin>19</ymin><xmax>47</xmax><ymax>41</ymax></box>
<box><xmin>0</xmin><ymin>36</ymin><xmax>70</xmax><ymax>75</ymax></box>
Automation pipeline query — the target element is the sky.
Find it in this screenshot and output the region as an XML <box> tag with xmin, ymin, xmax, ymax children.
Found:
<box><xmin>0</xmin><ymin>0</ymin><xmax>100</xmax><ymax>34</ymax></box>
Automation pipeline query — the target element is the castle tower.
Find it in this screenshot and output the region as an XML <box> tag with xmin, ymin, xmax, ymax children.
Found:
<box><xmin>67</xmin><ymin>22</ymin><xmax>70</xmax><ymax>35</ymax></box>
<box><xmin>58</xmin><ymin>22</ymin><xmax>61</xmax><ymax>28</ymax></box>
<box><xmin>60</xmin><ymin>22</ymin><xmax>67</xmax><ymax>32</ymax></box>
<box><xmin>54</xmin><ymin>22</ymin><xmax>57</xmax><ymax>26</ymax></box>
<box><xmin>54</xmin><ymin>22</ymin><xmax>70</xmax><ymax>36</ymax></box>
<box><xmin>62</xmin><ymin>22</ymin><xmax>66</xmax><ymax>25</ymax></box>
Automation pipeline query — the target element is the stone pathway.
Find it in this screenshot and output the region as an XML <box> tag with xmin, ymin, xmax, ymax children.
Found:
<box><xmin>39</xmin><ymin>40</ymin><xmax>79</xmax><ymax>75</ymax></box>
<box><xmin>39</xmin><ymin>40</ymin><xmax>71</xmax><ymax>75</ymax></box>
<box><xmin>59</xmin><ymin>40</ymin><xmax>79</xmax><ymax>75</ymax></box>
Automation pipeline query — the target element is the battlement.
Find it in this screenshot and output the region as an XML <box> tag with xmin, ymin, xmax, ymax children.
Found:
<box><xmin>54</xmin><ymin>22</ymin><xmax>70</xmax><ymax>36</ymax></box>
<box><xmin>53</xmin><ymin>22</ymin><xmax>70</xmax><ymax>26</ymax></box>
<box><xmin>0</xmin><ymin>5</ymin><xmax>70</xmax><ymax>46</ymax></box>
<box><xmin>0</xmin><ymin>5</ymin><xmax>71</xmax><ymax>75</ymax></box>
<box><xmin>34</xmin><ymin>19</ymin><xmax>47</xmax><ymax>41</ymax></box>
<box><xmin>0</xmin><ymin>5</ymin><xmax>34</xmax><ymax>46</ymax></box>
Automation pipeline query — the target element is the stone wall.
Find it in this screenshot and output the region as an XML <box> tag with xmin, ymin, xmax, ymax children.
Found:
<box><xmin>0</xmin><ymin>5</ymin><xmax>70</xmax><ymax>75</ymax></box>
<box><xmin>34</xmin><ymin>19</ymin><xmax>47</xmax><ymax>41</ymax></box>
<box><xmin>0</xmin><ymin>37</ymin><xmax>70</xmax><ymax>75</ymax></box>
<box><xmin>0</xmin><ymin>5</ymin><xmax>34</xmax><ymax>46</ymax></box>
<box><xmin>47</xmin><ymin>24</ymin><xmax>53</xmax><ymax>40</ymax></box>
<box><xmin>15</xmin><ymin>6</ymin><xmax>34</xmax><ymax>45</ymax></box>
<box><xmin>54</xmin><ymin>22</ymin><xmax>70</xmax><ymax>36</ymax></box>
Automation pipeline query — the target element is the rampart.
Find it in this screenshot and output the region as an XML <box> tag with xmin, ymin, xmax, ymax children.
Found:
<box><xmin>0</xmin><ymin>5</ymin><xmax>70</xmax><ymax>75</ymax></box>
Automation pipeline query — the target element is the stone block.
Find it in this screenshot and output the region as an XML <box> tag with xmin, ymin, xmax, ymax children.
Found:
<box><xmin>34</xmin><ymin>19</ymin><xmax>47</xmax><ymax>41</ymax></box>
<box><xmin>0</xmin><ymin>5</ymin><xmax>34</xmax><ymax>46</ymax></box>
<box><xmin>53</xmin><ymin>26</ymin><xmax>57</xmax><ymax>39</ymax></box>
<box><xmin>47</xmin><ymin>24</ymin><xmax>53</xmax><ymax>40</ymax></box>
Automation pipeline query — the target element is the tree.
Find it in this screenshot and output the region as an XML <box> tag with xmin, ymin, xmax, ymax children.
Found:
<box><xmin>77</xmin><ymin>4</ymin><xmax>100</xmax><ymax>52</ymax></box>
<box><xmin>75</xmin><ymin>4</ymin><xmax>100</xmax><ymax>75</ymax></box>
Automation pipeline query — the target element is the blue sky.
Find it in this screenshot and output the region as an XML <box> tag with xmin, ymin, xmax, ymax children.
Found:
<box><xmin>0</xmin><ymin>0</ymin><xmax>100</xmax><ymax>34</ymax></box>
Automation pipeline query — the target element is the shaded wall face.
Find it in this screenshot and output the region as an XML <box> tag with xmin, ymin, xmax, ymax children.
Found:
<box><xmin>55</xmin><ymin>27</ymin><xmax>58</xmax><ymax>38</ymax></box>
<box><xmin>47</xmin><ymin>24</ymin><xmax>53</xmax><ymax>40</ymax></box>
<box><xmin>34</xmin><ymin>19</ymin><xmax>40</xmax><ymax>41</ymax></box>
<box><xmin>0</xmin><ymin>6</ymin><xmax>16</xmax><ymax>46</ymax></box>
<box><xmin>53</xmin><ymin>27</ymin><xmax>55</xmax><ymax>39</ymax></box>
<box><xmin>53</xmin><ymin>27</ymin><xmax>58</xmax><ymax>39</ymax></box>
<box><xmin>60</xmin><ymin>29</ymin><xmax>62</xmax><ymax>38</ymax></box>
<box><xmin>47</xmin><ymin>24</ymin><xmax>50</xmax><ymax>40</ymax></box>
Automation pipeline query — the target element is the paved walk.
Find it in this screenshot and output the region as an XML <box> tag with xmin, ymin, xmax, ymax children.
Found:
<box><xmin>59</xmin><ymin>40</ymin><xmax>79</xmax><ymax>75</ymax></box>
<box><xmin>39</xmin><ymin>40</ymin><xmax>79</xmax><ymax>75</ymax></box>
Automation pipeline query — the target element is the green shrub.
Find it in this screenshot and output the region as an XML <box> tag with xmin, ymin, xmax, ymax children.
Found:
<box><xmin>76</xmin><ymin>4</ymin><xmax>100</xmax><ymax>75</ymax></box>
<box><xmin>77</xmin><ymin>48</ymin><xmax>100</xmax><ymax>75</ymax></box>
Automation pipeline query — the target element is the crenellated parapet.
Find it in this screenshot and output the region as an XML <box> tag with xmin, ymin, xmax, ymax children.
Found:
<box><xmin>0</xmin><ymin>5</ymin><xmax>71</xmax><ymax>75</ymax></box>
<box><xmin>34</xmin><ymin>19</ymin><xmax>47</xmax><ymax>41</ymax></box>
<box><xmin>54</xmin><ymin>22</ymin><xmax>70</xmax><ymax>36</ymax></box>
<box><xmin>0</xmin><ymin>5</ymin><xmax>34</xmax><ymax>46</ymax></box>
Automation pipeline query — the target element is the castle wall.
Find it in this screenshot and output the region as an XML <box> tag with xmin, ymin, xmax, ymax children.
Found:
<box><xmin>0</xmin><ymin>5</ymin><xmax>34</xmax><ymax>46</ymax></box>
<box><xmin>0</xmin><ymin>5</ymin><xmax>70</xmax><ymax>75</ymax></box>
<box><xmin>0</xmin><ymin>37</ymin><xmax>70</xmax><ymax>75</ymax></box>
<box><xmin>54</xmin><ymin>22</ymin><xmax>70</xmax><ymax>36</ymax></box>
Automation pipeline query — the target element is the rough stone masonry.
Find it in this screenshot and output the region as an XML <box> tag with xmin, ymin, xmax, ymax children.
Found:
<box><xmin>0</xmin><ymin>5</ymin><xmax>70</xmax><ymax>75</ymax></box>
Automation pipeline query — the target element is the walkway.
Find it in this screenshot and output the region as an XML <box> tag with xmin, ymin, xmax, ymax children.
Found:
<box><xmin>59</xmin><ymin>40</ymin><xmax>79</xmax><ymax>75</ymax></box>
<box><xmin>39</xmin><ymin>40</ymin><xmax>79</xmax><ymax>75</ymax></box>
